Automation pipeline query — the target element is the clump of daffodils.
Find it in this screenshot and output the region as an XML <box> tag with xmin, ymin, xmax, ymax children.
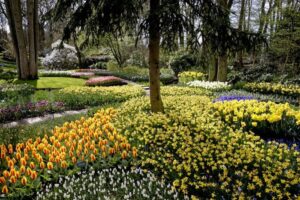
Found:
<box><xmin>212</xmin><ymin>99</ymin><xmax>300</xmax><ymax>137</ymax></box>
<box><xmin>178</xmin><ymin>71</ymin><xmax>206</xmax><ymax>83</ymax></box>
<box><xmin>35</xmin><ymin>166</ymin><xmax>186</xmax><ymax>200</ymax></box>
<box><xmin>243</xmin><ymin>82</ymin><xmax>300</xmax><ymax>97</ymax></box>
<box><xmin>114</xmin><ymin>96</ymin><xmax>300</xmax><ymax>199</ymax></box>
<box><xmin>160</xmin><ymin>86</ymin><xmax>212</xmax><ymax>96</ymax></box>
<box><xmin>187</xmin><ymin>80</ymin><xmax>231</xmax><ymax>91</ymax></box>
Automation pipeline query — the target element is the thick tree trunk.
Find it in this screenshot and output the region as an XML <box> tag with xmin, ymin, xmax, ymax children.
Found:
<box><xmin>4</xmin><ymin>0</ymin><xmax>21</xmax><ymax>78</ymax></box>
<box><xmin>149</xmin><ymin>0</ymin><xmax>164</xmax><ymax>113</ymax></box>
<box><xmin>217</xmin><ymin>54</ymin><xmax>228</xmax><ymax>82</ymax></box>
<box><xmin>258</xmin><ymin>0</ymin><xmax>267</xmax><ymax>33</ymax></box>
<box><xmin>11</xmin><ymin>0</ymin><xmax>30</xmax><ymax>80</ymax></box>
<box><xmin>73</xmin><ymin>33</ymin><xmax>84</xmax><ymax>68</ymax></box>
<box><xmin>27</xmin><ymin>0</ymin><xmax>39</xmax><ymax>79</ymax></box>
<box><xmin>208</xmin><ymin>56</ymin><xmax>218</xmax><ymax>81</ymax></box>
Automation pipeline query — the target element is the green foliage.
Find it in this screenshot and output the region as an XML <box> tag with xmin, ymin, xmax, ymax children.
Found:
<box><xmin>269</xmin><ymin>8</ymin><xmax>300</xmax><ymax>68</ymax></box>
<box><xmin>0</xmin><ymin>83</ymin><xmax>34</xmax><ymax>103</ymax></box>
<box><xmin>170</xmin><ymin>53</ymin><xmax>197</xmax><ymax>77</ymax></box>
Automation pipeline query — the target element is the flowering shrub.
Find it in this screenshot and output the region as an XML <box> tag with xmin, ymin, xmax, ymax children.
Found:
<box><xmin>161</xmin><ymin>86</ymin><xmax>213</xmax><ymax>96</ymax></box>
<box><xmin>212</xmin><ymin>100</ymin><xmax>300</xmax><ymax>138</ymax></box>
<box><xmin>187</xmin><ymin>80</ymin><xmax>231</xmax><ymax>91</ymax></box>
<box><xmin>55</xmin><ymin>86</ymin><xmax>145</xmax><ymax>109</ymax></box>
<box><xmin>0</xmin><ymin>101</ymin><xmax>65</xmax><ymax>123</ymax></box>
<box><xmin>178</xmin><ymin>71</ymin><xmax>206</xmax><ymax>83</ymax></box>
<box><xmin>35</xmin><ymin>167</ymin><xmax>185</xmax><ymax>200</ymax></box>
<box><xmin>86</xmin><ymin>76</ymin><xmax>127</xmax><ymax>87</ymax></box>
<box><xmin>0</xmin><ymin>108</ymin><xmax>137</xmax><ymax>197</ymax></box>
<box><xmin>213</xmin><ymin>95</ymin><xmax>255</xmax><ymax>102</ymax></box>
<box><xmin>243</xmin><ymin>82</ymin><xmax>300</xmax><ymax>97</ymax></box>
<box><xmin>114</xmin><ymin>96</ymin><xmax>300</xmax><ymax>199</ymax></box>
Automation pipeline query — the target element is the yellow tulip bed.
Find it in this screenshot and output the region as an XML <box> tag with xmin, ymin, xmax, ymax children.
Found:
<box><xmin>178</xmin><ymin>71</ymin><xmax>206</xmax><ymax>83</ymax></box>
<box><xmin>55</xmin><ymin>85</ymin><xmax>145</xmax><ymax>109</ymax></box>
<box><xmin>212</xmin><ymin>100</ymin><xmax>300</xmax><ymax>138</ymax></box>
<box><xmin>243</xmin><ymin>82</ymin><xmax>300</xmax><ymax>97</ymax></box>
<box><xmin>114</xmin><ymin>96</ymin><xmax>300</xmax><ymax>199</ymax></box>
<box><xmin>0</xmin><ymin>108</ymin><xmax>137</xmax><ymax>197</ymax></box>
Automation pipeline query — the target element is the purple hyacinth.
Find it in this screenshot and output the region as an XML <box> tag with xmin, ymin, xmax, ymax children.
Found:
<box><xmin>213</xmin><ymin>95</ymin><xmax>255</xmax><ymax>102</ymax></box>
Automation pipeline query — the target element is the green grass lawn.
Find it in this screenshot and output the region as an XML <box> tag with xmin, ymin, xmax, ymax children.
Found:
<box><xmin>14</xmin><ymin>77</ymin><xmax>86</xmax><ymax>88</ymax></box>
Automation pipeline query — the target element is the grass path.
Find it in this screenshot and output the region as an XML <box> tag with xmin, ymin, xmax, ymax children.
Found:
<box><xmin>13</xmin><ymin>77</ymin><xmax>86</xmax><ymax>88</ymax></box>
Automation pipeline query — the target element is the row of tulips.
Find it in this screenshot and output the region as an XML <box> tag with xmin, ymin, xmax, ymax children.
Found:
<box><xmin>0</xmin><ymin>108</ymin><xmax>137</xmax><ymax>197</ymax></box>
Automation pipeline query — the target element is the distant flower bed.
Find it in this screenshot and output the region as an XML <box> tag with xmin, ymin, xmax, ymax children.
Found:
<box><xmin>187</xmin><ymin>80</ymin><xmax>231</xmax><ymax>91</ymax></box>
<box><xmin>39</xmin><ymin>70</ymin><xmax>73</xmax><ymax>77</ymax></box>
<box><xmin>0</xmin><ymin>100</ymin><xmax>65</xmax><ymax>123</ymax></box>
<box><xmin>213</xmin><ymin>95</ymin><xmax>255</xmax><ymax>102</ymax></box>
<box><xmin>178</xmin><ymin>71</ymin><xmax>206</xmax><ymax>83</ymax></box>
<box><xmin>243</xmin><ymin>82</ymin><xmax>300</xmax><ymax>97</ymax></box>
<box><xmin>86</xmin><ymin>76</ymin><xmax>127</xmax><ymax>87</ymax></box>
<box><xmin>71</xmin><ymin>72</ymin><xmax>95</xmax><ymax>78</ymax></box>
<box><xmin>55</xmin><ymin>86</ymin><xmax>145</xmax><ymax>109</ymax></box>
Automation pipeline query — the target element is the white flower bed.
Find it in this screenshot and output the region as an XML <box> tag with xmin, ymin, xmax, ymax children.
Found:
<box><xmin>187</xmin><ymin>80</ymin><xmax>231</xmax><ymax>91</ymax></box>
<box><xmin>35</xmin><ymin>166</ymin><xmax>188</xmax><ymax>200</ymax></box>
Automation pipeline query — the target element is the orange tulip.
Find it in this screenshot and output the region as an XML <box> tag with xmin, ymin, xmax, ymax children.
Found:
<box><xmin>9</xmin><ymin>176</ymin><xmax>16</xmax><ymax>184</ymax></box>
<box><xmin>121</xmin><ymin>151</ymin><xmax>127</xmax><ymax>159</ymax></box>
<box><xmin>47</xmin><ymin>162</ymin><xmax>54</xmax><ymax>170</ymax></box>
<box><xmin>21</xmin><ymin>158</ymin><xmax>27</xmax><ymax>166</ymax></box>
<box><xmin>40</xmin><ymin>162</ymin><xmax>45</xmax><ymax>169</ymax></box>
<box><xmin>90</xmin><ymin>154</ymin><xmax>96</xmax><ymax>162</ymax></box>
<box><xmin>3</xmin><ymin>170</ymin><xmax>9</xmax><ymax>178</ymax></box>
<box><xmin>109</xmin><ymin>148</ymin><xmax>115</xmax><ymax>155</ymax></box>
<box><xmin>60</xmin><ymin>161</ymin><xmax>67</xmax><ymax>169</ymax></box>
<box><xmin>16</xmin><ymin>152</ymin><xmax>21</xmax><ymax>160</ymax></box>
<box><xmin>0</xmin><ymin>177</ymin><xmax>5</xmax><ymax>184</ymax></box>
<box><xmin>30</xmin><ymin>162</ymin><xmax>35</xmax><ymax>169</ymax></box>
<box><xmin>2</xmin><ymin>185</ymin><xmax>8</xmax><ymax>194</ymax></box>
<box><xmin>20</xmin><ymin>165</ymin><xmax>26</xmax><ymax>174</ymax></box>
<box><xmin>7</xmin><ymin>160</ymin><xmax>14</xmax><ymax>168</ymax></box>
<box><xmin>72</xmin><ymin>157</ymin><xmax>77</xmax><ymax>164</ymax></box>
<box><xmin>21</xmin><ymin>176</ymin><xmax>27</xmax><ymax>185</ymax></box>
<box><xmin>30</xmin><ymin>171</ymin><xmax>37</xmax><ymax>180</ymax></box>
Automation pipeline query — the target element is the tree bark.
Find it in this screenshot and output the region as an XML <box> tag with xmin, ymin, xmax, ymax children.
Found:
<box><xmin>27</xmin><ymin>0</ymin><xmax>39</xmax><ymax>79</ymax></box>
<box><xmin>237</xmin><ymin>0</ymin><xmax>246</xmax><ymax>68</ymax></box>
<box><xmin>258</xmin><ymin>0</ymin><xmax>267</xmax><ymax>33</ymax></box>
<box><xmin>208</xmin><ymin>56</ymin><xmax>218</xmax><ymax>81</ymax></box>
<box><xmin>4</xmin><ymin>0</ymin><xmax>21</xmax><ymax>78</ymax></box>
<box><xmin>217</xmin><ymin>53</ymin><xmax>228</xmax><ymax>82</ymax></box>
<box><xmin>11</xmin><ymin>0</ymin><xmax>30</xmax><ymax>80</ymax></box>
<box><xmin>149</xmin><ymin>0</ymin><xmax>164</xmax><ymax>113</ymax></box>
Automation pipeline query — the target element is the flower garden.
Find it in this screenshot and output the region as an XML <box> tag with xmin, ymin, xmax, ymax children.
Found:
<box><xmin>0</xmin><ymin>69</ymin><xmax>299</xmax><ymax>199</ymax></box>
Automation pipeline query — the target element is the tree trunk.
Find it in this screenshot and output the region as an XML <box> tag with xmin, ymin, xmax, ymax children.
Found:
<box><xmin>217</xmin><ymin>54</ymin><xmax>228</xmax><ymax>82</ymax></box>
<box><xmin>4</xmin><ymin>0</ymin><xmax>21</xmax><ymax>78</ymax></box>
<box><xmin>73</xmin><ymin>33</ymin><xmax>84</xmax><ymax>68</ymax></box>
<box><xmin>11</xmin><ymin>0</ymin><xmax>30</xmax><ymax>80</ymax></box>
<box><xmin>27</xmin><ymin>0</ymin><xmax>39</xmax><ymax>79</ymax></box>
<box><xmin>237</xmin><ymin>0</ymin><xmax>246</xmax><ymax>68</ymax></box>
<box><xmin>258</xmin><ymin>0</ymin><xmax>266</xmax><ymax>33</ymax></box>
<box><xmin>149</xmin><ymin>0</ymin><xmax>164</xmax><ymax>113</ymax></box>
<box><xmin>247</xmin><ymin>0</ymin><xmax>252</xmax><ymax>30</ymax></box>
<box><xmin>208</xmin><ymin>56</ymin><xmax>218</xmax><ymax>81</ymax></box>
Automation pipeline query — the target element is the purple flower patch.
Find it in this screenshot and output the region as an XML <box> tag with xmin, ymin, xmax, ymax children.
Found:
<box><xmin>213</xmin><ymin>95</ymin><xmax>255</xmax><ymax>102</ymax></box>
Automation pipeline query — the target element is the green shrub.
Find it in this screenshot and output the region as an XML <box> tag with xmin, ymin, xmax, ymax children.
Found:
<box><xmin>0</xmin><ymin>83</ymin><xmax>35</xmax><ymax>102</ymax></box>
<box><xmin>170</xmin><ymin>54</ymin><xmax>197</xmax><ymax>77</ymax></box>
